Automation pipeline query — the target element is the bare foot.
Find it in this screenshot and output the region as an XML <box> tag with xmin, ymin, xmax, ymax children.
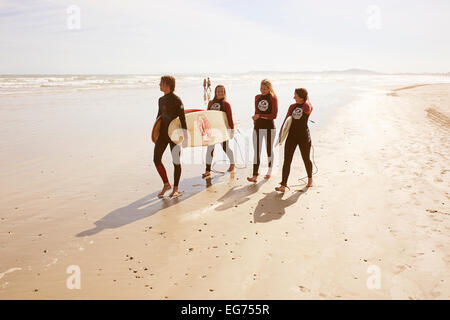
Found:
<box><xmin>306</xmin><ymin>178</ymin><xmax>313</xmax><ymax>187</ymax></box>
<box><xmin>247</xmin><ymin>175</ymin><xmax>257</xmax><ymax>183</ymax></box>
<box><xmin>158</xmin><ymin>183</ymin><xmax>171</xmax><ymax>198</ymax></box>
<box><xmin>227</xmin><ymin>164</ymin><xmax>235</xmax><ymax>172</ymax></box>
<box><xmin>169</xmin><ymin>188</ymin><xmax>182</xmax><ymax>199</ymax></box>
<box><xmin>202</xmin><ymin>171</ymin><xmax>211</xmax><ymax>179</ymax></box>
<box><xmin>275</xmin><ymin>185</ymin><xmax>286</xmax><ymax>193</ymax></box>
<box><xmin>264</xmin><ymin>169</ymin><xmax>272</xmax><ymax>179</ymax></box>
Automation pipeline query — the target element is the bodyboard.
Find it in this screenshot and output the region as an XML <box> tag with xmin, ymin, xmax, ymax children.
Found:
<box><xmin>151</xmin><ymin>109</ymin><xmax>203</xmax><ymax>143</ymax></box>
<box><xmin>168</xmin><ymin>110</ymin><xmax>232</xmax><ymax>147</ymax></box>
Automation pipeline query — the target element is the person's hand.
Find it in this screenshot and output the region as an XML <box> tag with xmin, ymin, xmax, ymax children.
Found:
<box><xmin>181</xmin><ymin>129</ymin><xmax>189</xmax><ymax>148</ymax></box>
<box><xmin>182</xmin><ymin>137</ymin><xmax>188</xmax><ymax>148</ymax></box>
<box><xmin>230</xmin><ymin>129</ymin><xmax>235</xmax><ymax>140</ymax></box>
<box><xmin>252</xmin><ymin>114</ymin><xmax>260</xmax><ymax>121</ymax></box>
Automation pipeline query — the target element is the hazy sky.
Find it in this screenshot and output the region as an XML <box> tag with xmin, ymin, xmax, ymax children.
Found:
<box><xmin>1</xmin><ymin>0</ymin><xmax>449</xmax><ymax>74</ymax></box>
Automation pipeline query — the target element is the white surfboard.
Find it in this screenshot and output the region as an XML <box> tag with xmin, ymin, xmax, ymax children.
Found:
<box><xmin>168</xmin><ymin>110</ymin><xmax>232</xmax><ymax>147</ymax></box>
<box><xmin>277</xmin><ymin>116</ymin><xmax>292</xmax><ymax>146</ymax></box>
<box><xmin>151</xmin><ymin>109</ymin><xmax>202</xmax><ymax>143</ymax></box>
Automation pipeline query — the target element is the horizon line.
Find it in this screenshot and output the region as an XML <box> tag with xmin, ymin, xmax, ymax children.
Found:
<box><xmin>0</xmin><ymin>68</ymin><xmax>449</xmax><ymax>76</ymax></box>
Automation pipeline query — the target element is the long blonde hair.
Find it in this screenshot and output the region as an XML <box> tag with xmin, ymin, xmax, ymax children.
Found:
<box><xmin>261</xmin><ymin>79</ymin><xmax>277</xmax><ymax>100</ymax></box>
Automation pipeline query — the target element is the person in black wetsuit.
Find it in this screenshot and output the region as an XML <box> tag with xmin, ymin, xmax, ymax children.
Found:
<box><xmin>275</xmin><ymin>88</ymin><xmax>313</xmax><ymax>192</ymax></box>
<box><xmin>247</xmin><ymin>79</ymin><xmax>278</xmax><ymax>183</ymax></box>
<box><xmin>202</xmin><ymin>85</ymin><xmax>235</xmax><ymax>179</ymax></box>
<box><xmin>154</xmin><ymin>75</ymin><xmax>188</xmax><ymax>198</ymax></box>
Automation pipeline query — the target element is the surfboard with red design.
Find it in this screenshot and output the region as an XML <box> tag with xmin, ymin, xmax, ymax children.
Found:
<box><xmin>151</xmin><ymin>109</ymin><xmax>203</xmax><ymax>143</ymax></box>
<box><xmin>168</xmin><ymin>110</ymin><xmax>232</xmax><ymax>147</ymax></box>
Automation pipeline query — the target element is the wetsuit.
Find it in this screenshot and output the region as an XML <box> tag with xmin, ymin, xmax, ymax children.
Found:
<box><xmin>205</xmin><ymin>98</ymin><xmax>235</xmax><ymax>171</ymax></box>
<box><xmin>252</xmin><ymin>94</ymin><xmax>278</xmax><ymax>176</ymax></box>
<box><xmin>153</xmin><ymin>92</ymin><xmax>187</xmax><ymax>187</ymax></box>
<box><xmin>280</xmin><ymin>101</ymin><xmax>313</xmax><ymax>186</ymax></box>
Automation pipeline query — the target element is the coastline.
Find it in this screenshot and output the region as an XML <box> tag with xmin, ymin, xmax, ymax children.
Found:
<box><xmin>0</xmin><ymin>83</ymin><xmax>449</xmax><ymax>299</ymax></box>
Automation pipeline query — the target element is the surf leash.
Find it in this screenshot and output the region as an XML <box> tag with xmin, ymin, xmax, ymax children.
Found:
<box><xmin>211</xmin><ymin>128</ymin><xmax>248</xmax><ymax>174</ymax></box>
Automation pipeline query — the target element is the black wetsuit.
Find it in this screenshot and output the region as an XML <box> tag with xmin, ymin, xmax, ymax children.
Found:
<box><xmin>153</xmin><ymin>92</ymin><xmax>187</xmax><ymax>187</ymax></box>
<box><xmin>281</xmin><ymin>102</ymin><xmax>313</xmax><ymax>186</ymax></box>
<box><xmin>253</xmin><ymin>94</ymin><xmax>278</xmax><ymax>176</ymax></box>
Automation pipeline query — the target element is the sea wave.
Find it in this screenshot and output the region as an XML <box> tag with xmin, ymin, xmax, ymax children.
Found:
<box><xmin>0</xmin><ymin>73</ymin><xmax>449</xmax><ymax>95</ymax></box>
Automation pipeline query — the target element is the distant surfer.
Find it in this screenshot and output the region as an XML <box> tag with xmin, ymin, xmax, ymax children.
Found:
<box><xmin>275</xmin><ymin>88</ymin><xmax>313</xmax><ymax>192</ymax></box>
<box><xmin>206</xmin><ymin>77</ymin><xmax>212</xmax><ymax>101</ymax></box>
<box><xmin>203</xmin><ymin>78</ymin><xmax>208</xmax><ymax>105</ymax></box>
<box><xmin>202</xmin><ymin>85</ymin><xmax>235</xmax><ymax>179</ymax></box>
<box><xmin>154</xmin><ymin>75</ymin><xmax>188</xmax><ymax>198</ymax></box>
<box><xmin>247</xmin><ymin>79</ymin><xmax>278</xmax><ymax>183</ymax></box>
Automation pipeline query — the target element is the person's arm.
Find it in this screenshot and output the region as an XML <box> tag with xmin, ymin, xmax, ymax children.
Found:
<box><xmin>156</xmin><ymin>99</ymin><xmax>162</xmax><ymax>120</ymax></box>
<box><xmin>222</xmin><ymin>101</ymin><xmax>234</xmax><ymax>129</ymax></box>
<box><xmin>254</xmin><ymin>95</ymin><xmax>259</xmax><ymax>115</ymax></box>
<box><xmin>302</xmin><ymin>101</ymin><xmax>313</xmax><ymax>115</ymax></box>
<box><xmin>259</xmin><ymin>95</ymin><xmax>278</xmax><ymax>120</ymax></box>
<box><xmin>176</xmin><ymin>99</ymin><xmax>189</xmax><ymax>147</ymax></box>
<box><xmin>177</xmin><ymin>101</ymin><xmax>187</xmax><ymax>131</ymax></box>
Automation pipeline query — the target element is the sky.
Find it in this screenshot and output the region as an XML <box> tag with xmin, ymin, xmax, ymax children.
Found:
<box><xmin>0</xmin><ymin>0</ymin><xmax>449</xmax><ymax>74</ymax></box>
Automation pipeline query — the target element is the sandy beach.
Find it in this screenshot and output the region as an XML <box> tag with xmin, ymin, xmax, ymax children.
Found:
<box><xmin>0</xmin><ymin>82</ymin><xmax>449</xmax><ymax>299</ymax></box>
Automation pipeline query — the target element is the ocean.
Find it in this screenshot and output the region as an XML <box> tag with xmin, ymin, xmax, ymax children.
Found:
<box><xmin>0</xmin><ymin>73</ymin><xmax>449</xmax><ymax>178</ymax></box>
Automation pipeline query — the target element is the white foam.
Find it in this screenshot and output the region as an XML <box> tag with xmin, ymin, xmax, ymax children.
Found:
<box><xmin>45</xmin><ymin>258</ymin><xmax>58</xmax><ymax>267</ymax></box>
<box><xmin>0</xmin><ymin>267</ymin><xmax>22</xmax><ymax>280</ymax></box>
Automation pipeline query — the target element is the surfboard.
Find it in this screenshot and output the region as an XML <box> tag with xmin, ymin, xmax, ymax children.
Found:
<box><xmin>168</xmin><ymin>110</ymin><xmax>232</xmax><ymax>147</ymax></box>
<box><xmin>277</xmin><ymin>116</ymin><xmax>292</xmax><ymax>146</ymax></box>
<box><xmin>151</xmin><ymin>109</ymin><xmax>203</xmax><ymax>143</ymax></box>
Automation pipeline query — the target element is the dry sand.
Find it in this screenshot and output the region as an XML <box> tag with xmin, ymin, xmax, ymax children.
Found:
<box><xmin>0</xmin><ymin>83</ymin><xmax>449</xmax><ymax>299</ymax></box>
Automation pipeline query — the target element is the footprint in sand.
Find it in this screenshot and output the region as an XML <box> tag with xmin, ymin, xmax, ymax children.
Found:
<box><xmin>393</xmin><ymin>265</ymin><xmax>407</xmax><ymax>274</ymax></box>
<box><xmin>298</xmin><ymin>285</ymin><xmax>311</xmax><ymax>293</ymax></box>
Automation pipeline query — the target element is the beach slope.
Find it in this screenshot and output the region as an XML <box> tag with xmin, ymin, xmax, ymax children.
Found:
<box><xmin>0</xmin><ymin>83</ymin><xmax>449</xmax><ymax>299</ymax></box>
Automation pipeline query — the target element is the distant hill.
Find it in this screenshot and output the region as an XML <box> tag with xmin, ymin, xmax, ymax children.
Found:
<box><xmin>324</xmin><ymin>68</ymin><xmax>382</xmax><ymax>75</ymax></box>
<box><xmin>245</xmin><ymin>68</ymin><xmax>382</xmax><ymax>75</ymax></box>
<box><xmin>245</xmin><ymin>69</ymin><xmax>450</xmax><ymax>76</ymax></box>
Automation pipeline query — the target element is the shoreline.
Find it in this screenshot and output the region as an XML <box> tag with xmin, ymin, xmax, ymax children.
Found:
<box><xmin>0</xmin><ymin>83</ymin><xmax>449</xmax><ymax>299</ymax></box>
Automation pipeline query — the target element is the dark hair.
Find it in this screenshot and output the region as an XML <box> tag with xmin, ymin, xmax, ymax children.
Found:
<box><xmin>161</xmin><ymin>75</ymin><xmax>176</xmax><ymax>92</ymax></box>
<box><xmin>213</xmin><ymin>85</ymin><xmax>227</xmax><ymax>101</ymax></box>
<box><xmin>295</xmin><ymin>88</ymin><xmax>308</xmax><ymax>100</ymax></box>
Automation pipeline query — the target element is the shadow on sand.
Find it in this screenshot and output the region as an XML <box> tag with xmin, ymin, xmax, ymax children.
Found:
<box><xmin>76</xmin><ymin>176</ymin><xmax>212</xmax><ymax>237</ymax></box>
<box><xmin>214</xmin><ymin>180</ymin><xmax>267</xmax><ymax>211</ymax></box>
<box><xmin>253</xmin><ymin>186</ymin><xmax>309</xmax><ymax>223</ymax></box>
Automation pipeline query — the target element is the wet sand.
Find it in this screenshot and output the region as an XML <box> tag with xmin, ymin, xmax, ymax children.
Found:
<box><xmin>0</xmin><ymin>83</ymin><xmax>449</xmax><ymax>299</ymax></box>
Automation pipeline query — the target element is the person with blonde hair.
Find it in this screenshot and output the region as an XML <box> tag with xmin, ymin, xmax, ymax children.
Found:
<box><xmin>247</xmin><ymin>79</ymin><xmax>278</xmax><ymax>183</ymax></box>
